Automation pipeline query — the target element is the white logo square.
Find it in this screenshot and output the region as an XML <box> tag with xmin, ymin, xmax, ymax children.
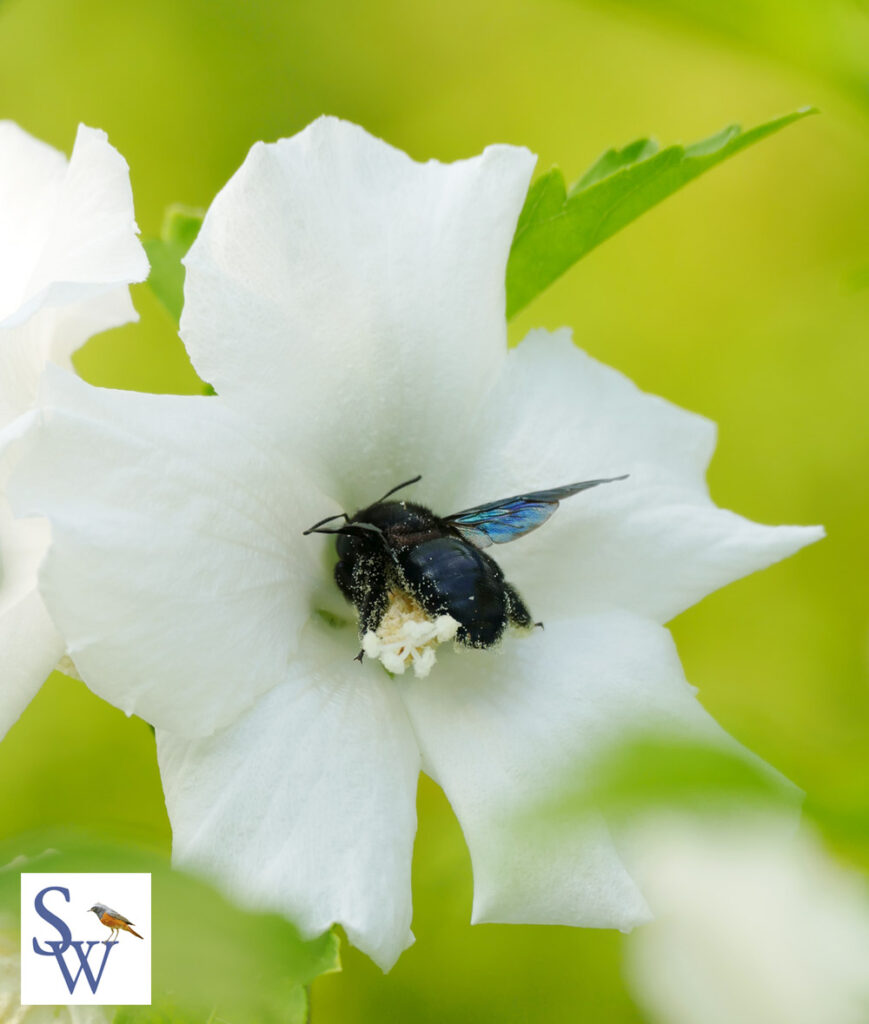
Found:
<box><xmin>20</xmin><ymin>873</ymin><xmax>150</xmax><ymax>1005</ymax></box>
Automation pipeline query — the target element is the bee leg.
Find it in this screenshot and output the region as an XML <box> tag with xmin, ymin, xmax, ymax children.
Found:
<box><xmin>504</xmin><ymin>582</ymin><xmax>534</xmax><ymax>632</ymax></box>
<box><xmin>356</xmin><ymin>583</ymin><xmax>389</xmax><ymax>637</ymax></box>
<box><xmin>350</xmin><ymin>576</ymin><xmax>390</xmax><ymax>664</ymax></box>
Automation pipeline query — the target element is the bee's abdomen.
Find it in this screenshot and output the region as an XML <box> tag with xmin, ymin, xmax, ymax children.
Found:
<box><xmin>398</xmin><ymin>537</ymin><xmax>508</xmax><ymax>648</ymax></box>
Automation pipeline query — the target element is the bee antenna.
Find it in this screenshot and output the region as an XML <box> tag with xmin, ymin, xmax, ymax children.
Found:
<box><xmin>375</xmin><ymin>474</ymin><xmax>422</xmax><ymax>504</ymax></box>
<box><xmin>344</xmin><ymin>522</ymin><xmax>385</xmax><ymax>538</ymax></box>
<box><xmin>302</xmin><ymin>512</ymin><xmax>348</xmax><ymax>536</ymax></box>
<box><xmin>303</xmin><ymin>521</ymin><xmax>387</xmax><ymax>543</ymax></box>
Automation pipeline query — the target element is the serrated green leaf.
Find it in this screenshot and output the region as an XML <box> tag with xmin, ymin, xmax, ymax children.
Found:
<box><xmin>506</xmin><ymin>108</ymin><xmax>817</xmax><ymax>318</ymax></box>
<box><xmin>0</xmin><ymin>830</ymin><xmax>339</xmax><ymax>1024</ymax></box>
<box><xmin>144</xmin><ymin>204</ymin><xmax>204</xmax><ymax>324</ymax></box>
<box><xmin>574</xmin><ymin>137</ymin><xmax>659</xmax><ymax>190</ymax></box>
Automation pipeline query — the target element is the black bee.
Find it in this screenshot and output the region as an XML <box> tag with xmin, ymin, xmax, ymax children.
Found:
<box><xmin>303</xmin><ymin>474</ymin><xmax>627</xmax><ymax>657</ymax></box>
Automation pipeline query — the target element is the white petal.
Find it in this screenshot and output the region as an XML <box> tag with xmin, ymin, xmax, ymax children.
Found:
<box><xmin>624</xmin><ymin>817</ymin><xmax>869</xmax><ymax>1024</ymax></box>
<box><xmin>0</xmin><ymin>122</ymin><xmax>66</xmax><ymax>322</ymax></box>
<box><xmin>8</xmin><ymin>368</ymin><xmax>327</xmax><ymax>736</ymax></box>
<box><xmin>0</xmin><ymin>495</ymin><xmax>63</xmax><ymax>740</ymax></box>
<box><xmin>401</xmin><ymin>613</ymin><xmax>765</xmax><ymax>930</ymax></box>
<box><xmin>181</xmin><ymin>117</ymin><xmax>535</xmax><ymax>503</ymax></box>
<box><xmin>158</xmin><ymin>619</ymin><xmax>420</xmax><ymax>971</ymax></box>
<box><xmin>0</xmin><ymin>122</ymin><xmax>145</xmax><ymax>424</ymax></box>
<box><xmin>0</xmin><ymin>286</ymin><xmax>137</xmax><ymax>424</ymax></box>
<box><xmin>456</xmin><ymin>329</ymin><xmax>822</xmax><ymax>623</ymax></box>
<box><xmin>0</xmin><ymin>124</ymin><xmax>145</xmax><ymax>739</ymax></box>
<box><xmin>0</xmin><ymin>123</ymin><xmax>148</xmax><ymax>328</ymax></box>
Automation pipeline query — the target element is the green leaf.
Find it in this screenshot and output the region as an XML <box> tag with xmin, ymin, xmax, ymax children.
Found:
<box><xmin>505</xmin><ymin>107</ymin><xmax>817</xmax><ymax>318</ymax></box>
<box><xmin>0</xmin><ymin>830</ymin><xmax>339</xmax><ymax>1024</ymax></box>
<box><xmin>144</xmin><ymin>204</ymin><xmax>204</xmax><ymax>324</ymax></box>
<box><xmin>574</xmin><ymin>137</ymin><xmax>659</xmax><ymax>190</ymax></box>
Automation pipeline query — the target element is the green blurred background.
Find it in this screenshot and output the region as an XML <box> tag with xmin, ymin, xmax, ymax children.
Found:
<box><xmin>1</xmin><ymin>0</ymin><xmax>868</xmax><ymax>1020</ymax></box>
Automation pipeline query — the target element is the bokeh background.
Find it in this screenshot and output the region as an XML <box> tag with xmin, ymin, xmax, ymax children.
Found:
<box><xmin>1</xmin><ymin>0</ymin><xmax>868</xmax><ymax>1020</ymax></box>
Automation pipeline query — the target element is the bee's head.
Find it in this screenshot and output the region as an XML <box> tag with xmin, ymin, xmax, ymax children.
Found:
<box><xmin>327</xmin><ymin>519</ymin><xmax>389</xmax><ymax>605</ymax></box>
<box><xmin>302</xmin><ymin>475</ymin><xmax>422</xmax><ymax>543</ymax></box>
<box><xmin>302</xmin><ymin>514</ymin><xmax>384</xmax><ymax>544</ymax></box>
<box><xmin>334</xmin><ymin>523</ymin><xmax>381</xmax><ymax>558</ymax></box>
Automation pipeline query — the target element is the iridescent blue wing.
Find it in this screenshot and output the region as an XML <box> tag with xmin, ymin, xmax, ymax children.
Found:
<box><xmin>445</xmin><ymin>476</ymin><xmax>628</xmax><ymax>548</ymax></box>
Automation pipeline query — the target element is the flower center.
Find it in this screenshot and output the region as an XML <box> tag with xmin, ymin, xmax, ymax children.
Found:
<box><xmin>361</xmin><ymin>589</ymin><xmax>459</xmax><ymax>678</ymax></box>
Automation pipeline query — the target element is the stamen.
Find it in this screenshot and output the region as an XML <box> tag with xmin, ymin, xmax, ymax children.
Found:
<box><xmin>361</xmin><ymin>590</ymin><xmax>458</xmax><ymax>678</ymax></box>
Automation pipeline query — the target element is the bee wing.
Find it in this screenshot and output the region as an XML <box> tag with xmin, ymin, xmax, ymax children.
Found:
<box><xmin>445</xmin><ymin>476</ymin><xmax>627</xmax><ymax>548</ymax></box>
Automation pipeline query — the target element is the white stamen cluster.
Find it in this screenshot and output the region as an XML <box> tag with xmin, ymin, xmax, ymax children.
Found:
<box><xmin>362</xmin><ymin>589</ymin><xmax>459</xmax><ymax>678</ymax></box>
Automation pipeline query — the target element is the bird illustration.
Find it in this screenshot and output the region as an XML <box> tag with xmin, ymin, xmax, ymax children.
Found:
<box><xmin>87</xmin><ymin>903</ymin><xmax>144</xmax><ymax>943</ymax></box>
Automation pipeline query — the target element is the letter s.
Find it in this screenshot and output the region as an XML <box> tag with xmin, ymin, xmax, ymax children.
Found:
<box><xmin>32</xmin><ymin>886</ymin><xmax>72</xmax><ymax>955</ymax></box>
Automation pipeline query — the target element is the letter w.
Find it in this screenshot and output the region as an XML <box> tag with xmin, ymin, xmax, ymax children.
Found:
<box><xmin>46</xmin><ymin>940</ymin><xmax>115</xmax><ymax>995</ymax></box>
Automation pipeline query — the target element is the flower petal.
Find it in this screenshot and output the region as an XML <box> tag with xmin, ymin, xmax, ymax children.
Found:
<box><xmin>157</xmin><ymin>619</ymin><xmax>420</xmax><ymax>971</ymax></box>
<box><xmin>401</xmin><ymin>613</ymin><xmax>762</xmax><ymax>930</ymax></box>
<box><xmin>0</xmin><ymin>125</ymin><xmax>146</xmax><ymax>730</ymax></box>
<box><xmin>8</xmin><ymin>368</ymin><xmax>327</xmax><ymax>736</ymax></box>
<box><xmin>181</xmin><ymin>117</ymin><xmax>536</xmax><ymax>503</ymax></box>
<box><xmin>0</xmin><ymin>122</ymin><xmax>66</xmax><ymax>321</ymax></box>
<box><xmin>0</xmin><ymin>122</ymin><xmax>147</xmax><ymax>328</ymax></box>
<box><xmin>0</xmin><ymin>495</ymin><xmax>63</xmax><ymax>741</ymax></box>
<box><xmin>456</xmin><ymin>329</ymin><xmax>822</xmax><ymax>623</ymax></box>
<box><xmin>0</xmin><ymin>286</ymin><xmax>137</xmax><ymax>424</ymax></box>
<box><xmin>624</xmin><ymin>817</ymin><xmax>869</xmax><ymax>1024</ymax></box>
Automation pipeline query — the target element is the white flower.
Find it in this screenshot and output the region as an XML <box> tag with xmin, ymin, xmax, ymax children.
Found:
<box><xmin>9</xmin><ymin>118</ymin><xmax>823</xmax><ymax>969</ymax></box>
<box><xmin>0</xmin><ymin>122</ymin><xmax>148</xmax><ymax>740</ymax></box>
<box><xmin>623</xmin><ymin>816</ymin><xmax>869</xmax><ymax>1024</ymax></box>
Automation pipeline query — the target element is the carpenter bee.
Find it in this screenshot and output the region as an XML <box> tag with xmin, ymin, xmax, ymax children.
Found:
<box><xmin>304</xmin><ymin>474</ymin><xmax>627</xmax><ymax>659</ymax></box>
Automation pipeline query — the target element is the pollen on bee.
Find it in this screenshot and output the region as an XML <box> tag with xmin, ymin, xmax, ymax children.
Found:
<box><xmin>361</xmin><ymin>590</ymin><xmax>459</xmax><ymax>678</ymax></box>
